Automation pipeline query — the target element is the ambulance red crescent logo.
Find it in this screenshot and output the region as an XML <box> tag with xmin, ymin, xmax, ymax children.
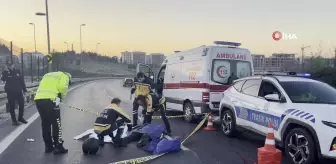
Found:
<box><xmin>216</xmin><ymin>66</ymin><xmax>228</xmax><ymax>78</ymax></box>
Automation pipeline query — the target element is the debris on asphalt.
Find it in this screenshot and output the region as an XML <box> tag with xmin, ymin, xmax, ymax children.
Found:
<box><xmin>26</xmin><ymin>138</ymin><xmax>35</xmax><ymax>142</ymax></box>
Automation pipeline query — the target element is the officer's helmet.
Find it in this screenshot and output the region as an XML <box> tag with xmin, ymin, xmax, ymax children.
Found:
<box><xmin>82</xmin><ymin>137</ymin><xmax>99</xmax><ymax>155</ymax></box>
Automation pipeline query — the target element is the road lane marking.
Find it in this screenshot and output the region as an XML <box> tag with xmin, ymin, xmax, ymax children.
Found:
<box><xmin>0</xmin><ymin>81</ymin><xmax>94</xmax><ymax>155</ymax></box>
<box><xmin>0</xmin><ymin>112</ymin><xmax>39</xmax><ymax>154</ymax></box>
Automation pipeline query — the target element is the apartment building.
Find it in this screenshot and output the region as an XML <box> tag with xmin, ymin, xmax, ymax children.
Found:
<box><xmin>121</xmin><ymin>51</ymin><xmax>132</xmax><ymax>64</ymax></box>
<box><xmin>132</xmin><ymin>51</ymin><xmax>146</xmax><ymax>64</ymax></box>
<box><xmin>145</xmin><ymin>53</ymin><xmax>165</xmax><ymax>66</ymax></box>
<box><xmin>121</xmin><ymin>51</ymin><xmax>146</xmax><ymax>65</ymax></box>
<box><xmin>252</xmin><ymin>53</ymin><xmax>300</xmax><ymax>72</ymax></box>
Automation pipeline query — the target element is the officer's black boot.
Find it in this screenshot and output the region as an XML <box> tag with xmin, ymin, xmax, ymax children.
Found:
<box><xmin>114</xmin><ymin>128</ymin><xmax>127</xmax><ymax>148</ymax></box>
<box><xmin>10</xmin><ymin>112</ymin><xmax>19</xmax><ymax>126</ymax></box>
<box><xmin>11</xmin><ymin>117</ymin><xmax>19</xmax><ymax>126</ymax></box>
<box><xmin>53</xmin><ymin>144</ymin><xmax>68</xmax><ymax>154</ymax></box>
<box><xmin>18</xmin><ymin>117</ymin><xmax>28</xmax><ymax>124</ymax></box>
<box><xmin>45</xmin><ymin>145</ymin><xmax>54</xmax><ymax>153</ymax></box>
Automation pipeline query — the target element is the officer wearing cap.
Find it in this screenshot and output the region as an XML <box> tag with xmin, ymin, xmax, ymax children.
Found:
<box><xmin>34</xmin><ymin>71</ymin><xmax>71</xmax><ymax>154</ymax></box>
<box><xmin>1</xmin><ymin>60</ymin><xmax>27</xmax><ymax>125</ymax></box>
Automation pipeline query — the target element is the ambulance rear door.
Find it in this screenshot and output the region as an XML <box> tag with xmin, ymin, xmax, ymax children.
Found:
<box><xmin>208</xmin><ymin>45</ymin><xmax>253</xmax><ymax>110</ymax></box>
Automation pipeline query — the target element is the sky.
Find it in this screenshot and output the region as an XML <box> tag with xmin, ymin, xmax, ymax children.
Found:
<box><xmin>1</xmin><ymin>0</ymin><xmax>336</xmax><ymax>57</ymax></box>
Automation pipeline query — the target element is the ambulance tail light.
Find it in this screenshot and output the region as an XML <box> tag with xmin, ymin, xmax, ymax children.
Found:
<box><xmin>202</xmin><ymin>92</ymin><xmax>209</xmax><ymax>102</ymax></box>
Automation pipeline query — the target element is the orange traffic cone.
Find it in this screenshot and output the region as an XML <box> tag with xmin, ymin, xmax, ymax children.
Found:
<box><xmin>257</xmin><ymin>122</ymin><xmax>282</xmax><ymax>164</ymax></box>
<box><xmin>204</xmin><ymin>113</ymin><xmax>216</xmax><ymax>131</ymax></box>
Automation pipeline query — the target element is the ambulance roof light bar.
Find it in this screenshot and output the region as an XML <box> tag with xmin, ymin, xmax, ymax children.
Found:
<box><xmin>214</xmin><ymin>41</ymin><xmax>241</xmax><ymax>47</ymax></box>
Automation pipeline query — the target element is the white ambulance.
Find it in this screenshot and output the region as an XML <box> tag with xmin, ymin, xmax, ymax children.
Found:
<box><xmin>137</xmin><ymin>41</ymin><xmax>254</xmax><ymax>122</ymax></box>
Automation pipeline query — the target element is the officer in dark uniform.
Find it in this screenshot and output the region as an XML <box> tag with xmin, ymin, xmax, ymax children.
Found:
<box><xmin>131</xmin><ymin>72</ymin><xmax>171</xmax><ymax>135</ymax></box>
<box><xmin>93</xmin><ymin>98</ymin><xmax>131</xmax><ymax>147</ymax></box>
<box><xmin>1</xmin><ymin>61</ymin><xmax>27</xmax><ymax>125</ymax></box>
<box><xmin>143</xmin><ymin>92</ymin><xmax>171</xmax><ymax>135</ymax></box>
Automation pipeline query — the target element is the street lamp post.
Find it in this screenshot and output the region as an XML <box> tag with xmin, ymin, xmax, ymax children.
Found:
<box><xmin>96</xmin><ymin>43</ymin><xmax>100</xmax><ymax>53</ymax></box>
<box><xmin>36</xmin><ymin>0</ymin><xmax>51</xmax><ymax>72</ymax></box>
<box><xmin>29</xmin><ymin>23</ymin><xmax>37</xmax><ymax>53</ymax></box>
<box><xmin>80</xmin><ymin>24</ymin><xmax>86</xmax><ymax>53</ymax></box>
<box><xmin>301</xmin><ymin>45</ymin><xmax>311</xmax><ymax>71</ymax></box>
<box><xmin>64</xmin><ymin>42</ymin><xmax>69</xmax><ymax>51</ymax></box>
<box><xmin>79</xmin><ymin>24</ymin><xmax>86</xmax><ymax>67</ymax></box>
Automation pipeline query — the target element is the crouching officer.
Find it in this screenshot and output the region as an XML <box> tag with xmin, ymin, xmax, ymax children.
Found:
<box><xmin>34</xmin><ymin>71</ymin><xmax>72</xmax><ymax>154</ymax></box>
<box><xmin>131</xmin><ymin>72</ymin><xmax>154</xmax><ymax>127</ymax></box>
<box><xmin>93</xmin><ymin>98</ymin><xmax>131</xmax><ymax>147</ymax></box>
<box><xmin>144</xmin><ymin>92</ymin><xmax>172</xmax><ymax>135</ymax></box>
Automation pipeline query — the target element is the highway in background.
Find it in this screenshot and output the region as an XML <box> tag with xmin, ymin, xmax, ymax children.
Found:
<box><xmin>0</xmin><ymin>79</ymin><xmax>333</xmax><ymax>164</ymax></box>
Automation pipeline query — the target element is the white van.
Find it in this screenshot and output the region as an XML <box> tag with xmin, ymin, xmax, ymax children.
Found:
<box><xmin>137</xmin><ymin>41</ymin><xmax>254</xmax><ymax>122</ymax></box>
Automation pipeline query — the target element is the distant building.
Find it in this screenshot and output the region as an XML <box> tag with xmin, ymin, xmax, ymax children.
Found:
<box><xmin>252</xmin><ymin>53</ymin><xmax>299</xmax><ymax>72</ymax></box>
<box><xmin>121</xmin><ymin>51</ymin><xmax>132</xmax><ymax>64</ymax></box>
<box><xmin>145</xmin><ymin>53</ymin><xmax>165</xmax><ymax>66</ymax></box>
<box><xmin>131</xmin><ymin>51</ymin><xmax>146</xmax><ymax>64</ymax></box>
<box><xmin>121</xmin><ymin>51</ymin><xmax>146</xmax><ymax>64</ymax></box>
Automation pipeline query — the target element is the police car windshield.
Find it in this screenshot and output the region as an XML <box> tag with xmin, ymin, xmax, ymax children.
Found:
<box><xmin>280</xmin><ymin>81</ymin><xmax>336</xmax><ymax>104</ymax></box>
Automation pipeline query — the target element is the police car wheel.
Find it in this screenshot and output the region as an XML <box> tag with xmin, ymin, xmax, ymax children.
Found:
<box><xmin>183</xmin><ymin>102</ymin><xmax>195</xmax><ymax>123</ymax></box>
<box><xmin>221</xmin><ymin>110</ymin><xmax>236</xmax><ymax>137</ymax></box>
<box><xmin>285</xmin><ymin>128</ymin><xmax>316</xmax><ymax>164</ymax></box>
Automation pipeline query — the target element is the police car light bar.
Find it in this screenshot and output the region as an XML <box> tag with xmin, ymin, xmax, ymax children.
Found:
<box><xmin>296</xmin><ymin>73</ymin><xmax>311</xmax><ymax>77</ymax></box>
<box><xmin>213</xmin><ymin>41</ymin><xmax>241</xmax><ymax>47</ymax></box>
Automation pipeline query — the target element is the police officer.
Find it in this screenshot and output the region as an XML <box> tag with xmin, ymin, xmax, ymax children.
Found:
<box><xmin>131</xmin><ymin>72</ymin><xmax>171</xmax><ymax>134</ymax></box>
<box><xmin>143</xmin><ymin>92</ymin><xmax>171</xmax><ymax>135</ymax></box>
<box><xmin>131</xmin><ymin>72</ymin><xmax>154</xmax><ymax>127</ymax></box>
<box><xmin>1</xmin><ymin>61</ymin><xmax>27</xmax><ymax>125</ymax></box>
<box><xmin>34</xmin><ymin>71</ymin><xmax>71</xmax><ymax>154</ymax></box>
<box><xmin>93</xmin><ymin>98</ymin><xmax>131</xmax><ymax>147</ymax></box>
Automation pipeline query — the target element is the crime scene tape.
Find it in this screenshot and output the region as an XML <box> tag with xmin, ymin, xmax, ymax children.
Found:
<box><xmin>60</xmin><ymin>102</ymin><xmax>100</xmax><ymax>116</ymax></box>
<box><xmin>109</xmin><ymin>153</ymin><xmax>166</xmax><ymax>164</ymax></box>
<box><xmin>60</xmin><ymin>102</ymin><xmax>206</xmax><ymax>120</ymax></box>
<box><xmin>182</xmin><ymin>113</ymin><xmax>210</xmax><ymax>144</ymax></box>
<box><xmin>108</xmin><ymin>113</ymin><xmax>210</xmax><ymax>164</ymax></box>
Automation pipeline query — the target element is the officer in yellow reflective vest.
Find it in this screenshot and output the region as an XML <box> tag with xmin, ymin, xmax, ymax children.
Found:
<box><xmin>131</xmin><ymin>72</ymin><xmax>153</xmax><ymax>127</ymax></box>
<box><xmin>34</xmin><ymin>71</ymin><xmax>71</xmax><ymax>154</ymax></box>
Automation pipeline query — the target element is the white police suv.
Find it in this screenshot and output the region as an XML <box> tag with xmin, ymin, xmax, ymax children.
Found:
<box><xmin>219</xmin><ymin>73</ymin><xmax>336</xmax><ymax>164</ymax></box>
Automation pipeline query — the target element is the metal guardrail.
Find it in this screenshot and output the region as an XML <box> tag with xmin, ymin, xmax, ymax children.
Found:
<box><xmin>1</xmin><ymin>76</ymin><xmax>131</xmax><ymax>113</ymax></box>
<box><xmin>0</xmin><ymin>76</ymin><xmax>132</xmax><ymax>100</ymax></box>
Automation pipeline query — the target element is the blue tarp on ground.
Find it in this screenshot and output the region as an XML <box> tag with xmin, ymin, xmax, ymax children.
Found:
<box><xmin>153</xmin><ymin>138</ymin><xmax>181</xmax><ymax>154</ymax></box>
<box><xmin>134</xmin><ymin>124</ymin><xmax>181</xmax><ymax>154</ymax></box>
<box><xmin>134</xmin><ymin>124</ymin><xmax>165</xmax><ymax>140</ymax></box>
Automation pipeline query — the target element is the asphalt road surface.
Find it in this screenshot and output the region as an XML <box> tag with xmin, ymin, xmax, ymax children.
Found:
<box><xmin>0</xmin><ymin>79</ymin><xmax>334</xmax><ymax>164</ymax></box>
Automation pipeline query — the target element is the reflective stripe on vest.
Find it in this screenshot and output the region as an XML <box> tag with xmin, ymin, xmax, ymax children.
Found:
<box><xmin>44</xmin><ymin>73</ymin><xmax>61</xmax><ymax>80</ymax></box>
<box><xmin>105</xmin><ymin>104</ymin><xmax>131</xmax><ymax>121</ymax></box>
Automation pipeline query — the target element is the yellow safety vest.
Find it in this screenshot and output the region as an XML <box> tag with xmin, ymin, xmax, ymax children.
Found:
<box><xmin>134</xmin><ymin>82</ymin><xmax>151</xmax><ymax>96</ymax></box>
<box><xmin>34</xmin><ymin>72</ymin><xmax>69</xmax><ymax>101</ymax></box>
<box><xmin>93</xmin><ymin>104</ymin><xmax>131</xmax><ymax>132</ymax></box>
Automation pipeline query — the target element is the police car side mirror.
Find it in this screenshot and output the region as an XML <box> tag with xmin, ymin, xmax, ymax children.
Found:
<box><xmin>264</xmin><ymin>94</ymin><xmax>280</xmax><ymax>102</ymax></box>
